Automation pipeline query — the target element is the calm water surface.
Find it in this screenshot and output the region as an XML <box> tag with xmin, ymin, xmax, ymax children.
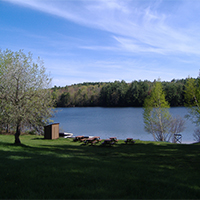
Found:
<box><xmin>52</xmin><ymin>107</ymin><xmax>196</xmax><ymax>144</ymax></box>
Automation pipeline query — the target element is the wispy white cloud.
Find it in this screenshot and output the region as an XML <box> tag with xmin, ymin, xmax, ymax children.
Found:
<box><xmin>7</xmin><ymin>0</ymin><xmax>200</xmax><ymax>56</ymax></box>
<box><xmin>3</xmin><ymin>0</ymin><xmax>200</xmax><ymax>85</ymax></box>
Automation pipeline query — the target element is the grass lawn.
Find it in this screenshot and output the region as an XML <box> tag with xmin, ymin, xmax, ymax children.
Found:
<box><xmin>0</xmin><ymin>134</ymin><xmax>200</xmax><ymax>199</ymax></box>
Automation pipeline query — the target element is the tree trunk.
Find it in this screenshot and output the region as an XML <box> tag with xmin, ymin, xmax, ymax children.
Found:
<box><xmin>6</xmin><ymin>124</ymin><xmax>9</xmax><ymax>133</ymax></box>
<box><xmin>15</xmin><ymin>124</ymin><xmax>21</xmax><ymax>144</ymax></box>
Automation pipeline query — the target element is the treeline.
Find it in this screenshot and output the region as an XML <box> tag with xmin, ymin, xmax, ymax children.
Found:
<box><xmin>51</xmin><ymin>79</ymin><xmax>188</xmax><ymax>107</ymax></box>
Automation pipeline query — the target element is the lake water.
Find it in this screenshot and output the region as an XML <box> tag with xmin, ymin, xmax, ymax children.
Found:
<box><xmin>52</xmin><ymin>107</ymin><xmax>196</xmax><ymax>144</ymax></box>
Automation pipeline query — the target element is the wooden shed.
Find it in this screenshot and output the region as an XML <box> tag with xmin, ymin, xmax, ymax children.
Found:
<box><xmin>44</xmin><ymin>123</ymin><xmax>59</xmax><ymax>139</ymax></box>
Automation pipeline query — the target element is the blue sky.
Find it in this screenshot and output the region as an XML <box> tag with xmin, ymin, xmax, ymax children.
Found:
<box><xmin>1</xmin><ymin>0</ymin><xmax>200</xmax><ymax>86</ymax></box>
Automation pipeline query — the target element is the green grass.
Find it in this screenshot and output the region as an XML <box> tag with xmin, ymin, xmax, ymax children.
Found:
<box><xmin>0</xmin><ymin>135</ymin><xmax>200</xmax><ymax>199</ymax></box>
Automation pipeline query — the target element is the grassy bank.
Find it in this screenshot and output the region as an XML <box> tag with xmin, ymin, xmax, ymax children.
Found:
<box><xmin>0</xmin><ymin>135</ymin><xmax>199</xmax><ymax>199</ymax></box>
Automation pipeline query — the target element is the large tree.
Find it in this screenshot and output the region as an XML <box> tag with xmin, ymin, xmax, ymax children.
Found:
<box><xmin>184</xmin><ymin>76</ymin><xmax>200</xmax><ymax>142</ymax></box>
<box><xmin>143</xmin><ymin>79</ymin><xmax>185</xmax><ymax>142</ymax></box>
<box><xmin>143</xmin><ymin>80</ymin><xmax>171</xmax><ymax>141</ymax></box>
<box><xmin>0</xmin><ymin>49</ymin><xmax>54</xmax><ymax>144</ymax></box>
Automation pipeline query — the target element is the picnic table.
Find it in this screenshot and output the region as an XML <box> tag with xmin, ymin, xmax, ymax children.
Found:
<box><xmin>109</xmin><ymin>137</ymin><xmax>119</xmax><ymax>143</ymax></box>
<box><xmin>84</xmin><ymin>136</ymin><xmax>102</xmax><ymax>145</ymax></box>
<box><xmin>73</xmin><ymin>136</ymin><xmax>84</xmax><ymax>142</ymax></box>
<box><xmin>124</xmin><ymin>138</ymin><xmax>135</xmax><ymax>144</ymax></box>
<box><xmin>101</xmin><ymin>139</ymin><xmax>115</xmax><ymax>146</ymax></box>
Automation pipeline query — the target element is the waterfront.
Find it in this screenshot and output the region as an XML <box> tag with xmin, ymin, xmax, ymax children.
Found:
<box><xmin>52</xmin><ymin>107</ymin><xmax>196</xmax><ymax>144</ymax></box>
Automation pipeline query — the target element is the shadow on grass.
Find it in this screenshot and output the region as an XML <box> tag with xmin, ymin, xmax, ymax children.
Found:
<box><xmin>0</xmin><ymin>139</ymin><xmax>200</xmax><ymax>199</ymax></box>
<box><xmin>0</xmin><ymin>141</ymin><xmax>34</xmax><ymax>148</ymax></box>
<box><xmin>31</xmin><ymin>137</ymin><xmax>45</xmax><ymax>140</ymax></box>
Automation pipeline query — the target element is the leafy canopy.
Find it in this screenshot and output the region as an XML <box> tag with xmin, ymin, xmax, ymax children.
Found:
<box><xmin>184</xmin><ymin>76</ymin><xmax>200</xmax><ymax>142</ymax></box>
<box><xmin>0</xmin><ymin>49</ymin><xmax>54</xmax><ymax>143</ymax></box>
<box><xmin>143</xmin><ymin>80</ymin><xmax>172</xmax><ymax>141</ymax></box>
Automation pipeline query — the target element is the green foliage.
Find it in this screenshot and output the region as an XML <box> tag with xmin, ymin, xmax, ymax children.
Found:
<box><xmin>184</xmin><ymin>77</ymin><xmax>200</xmax><ymax>141</ymax></box>
<box><xmin>185</xmin><ymin>77</ymin><xmax>200</xmax><ymax>107</ymax></box>
<box><xmin>184</xmin><ymin>77</ymin><xmax>200</xmax><ymax>125</ymax></box>
<box><xmin>143</xmin><ymin>80</ymin><xmax>172</xmax><ymax>141</ymax></box>
<box><xmin>53</xmin><ymin>79</ymin><xmax>188</xmax><ymax>108</ymax></box>
<box><xmin>125</xmin><ymin>80</ymin><xmax>149</xmax><ymax>107</ymax></box>
<box><xmin>143</xmin><ymin>80</ymin><xmax>186</xmax><ymax>142</ymax></box>
<box><xmin>58</xmin><ymin>92</ymin><xmax>71</xmax><ymax>107</ymax></box>
<box><xmin>0</xmin><ymin>49</ymin><xmax>54</xmax><ymax>143</ymax></box>
<box><xmin>100</xmin><ymin>80</ymin><xmax>129</xmax><ymax>107</ymax></box>
<box><xmin>163</xmin><ymin>80</ymin><xmax>185</xmax><ymax>106</ymax></box>
<box><xmin>144</xmin><ymin>80</ymin><xmax>170</xmax><ymax>108</ymax></box>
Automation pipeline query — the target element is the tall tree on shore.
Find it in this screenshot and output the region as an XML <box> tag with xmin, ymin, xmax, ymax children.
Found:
<box><xmin>143</xmin><ymin>79</ymin><xmax>185</xmax><ymax>142</ymax></box>
<box><xmin>0</xmin><ymin>49</ymin><xmax>54</xmax><ymax>144</ymax></box>
<box><xmin>143</xmin><ymin>79</ymin><xmax>172</xmax><ymax>141</ymax></box>
<box><xmin>185</xmin><ymin>76</ymin><xmax>200</xmax><ymax>142</ymax></box>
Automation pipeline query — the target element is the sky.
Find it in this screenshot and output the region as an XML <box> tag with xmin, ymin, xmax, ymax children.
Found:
<box><xmin>0</xmin><ymin>0</ymin><xmax>200</xmax><ymax>87</ymax></box>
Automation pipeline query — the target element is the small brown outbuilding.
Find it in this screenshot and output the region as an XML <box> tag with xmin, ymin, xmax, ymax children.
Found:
<box><xmin>44</xmin><ymin>123</ymin><xmax>59</xmax><ymax>139</ymax></box>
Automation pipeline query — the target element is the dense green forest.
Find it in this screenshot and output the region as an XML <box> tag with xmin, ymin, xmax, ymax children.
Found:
<box><xmin>52</xmin><ymin>78</ymin><xmax>188</xmax><ymax>107</ymax></box>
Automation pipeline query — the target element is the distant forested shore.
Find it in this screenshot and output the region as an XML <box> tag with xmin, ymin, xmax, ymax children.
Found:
<box><xmin>51</xmin><ymin>78</ymin><xmax>193</xmax><ymax>107</ymax></box>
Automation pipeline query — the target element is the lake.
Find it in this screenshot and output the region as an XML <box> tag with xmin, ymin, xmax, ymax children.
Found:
<box><xmin>52</xmin><ymin>107</ymin><xmax>196</xmax><ymax>144</ymax></box>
